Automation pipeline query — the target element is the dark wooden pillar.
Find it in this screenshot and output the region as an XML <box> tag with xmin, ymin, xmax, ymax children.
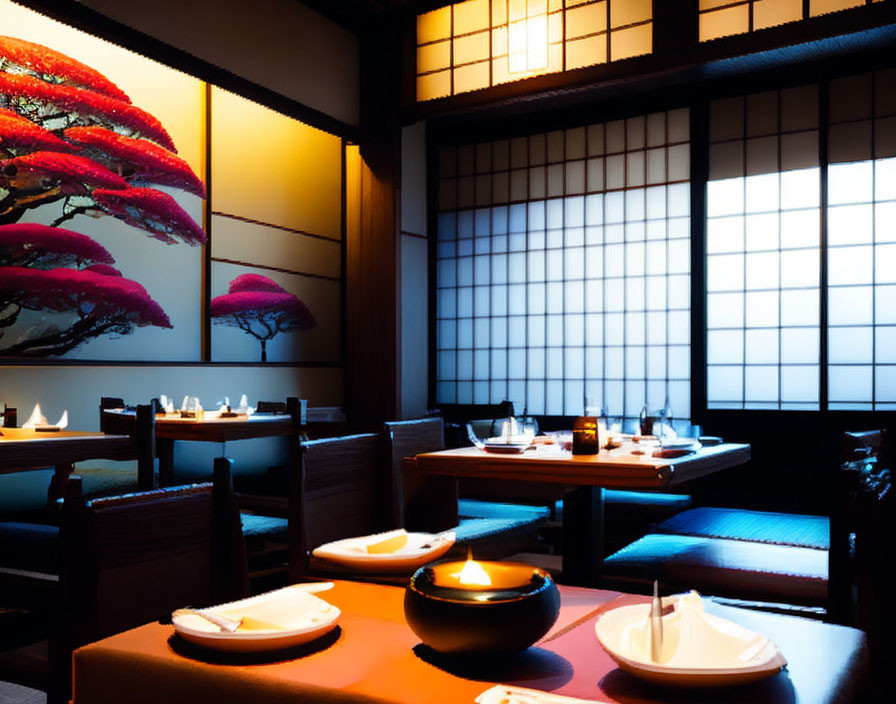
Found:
<box><xmin>346</xmin><ymin>10</ymin><xmax>402</xmax><ymax>431</ymax></box>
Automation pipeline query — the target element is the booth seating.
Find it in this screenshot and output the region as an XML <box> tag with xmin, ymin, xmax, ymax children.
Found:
<box><xmin>654</xmin><ymin>506</ymin><xmax>829</xmax><ymax>549</ymax></box>
<box><xmin>601</xmin><ymin>430</ymin><xmax>891</xmax><ymax>622</ymax></box>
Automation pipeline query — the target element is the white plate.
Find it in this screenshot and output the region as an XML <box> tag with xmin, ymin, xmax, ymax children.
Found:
<box><xmin>595</xmin><ymin>603</ymin><xmax>786</xmax><ymax>687</ymax></box>
<box><xmin>172</xmin><ymin>584</ymin><xmax>340</xmax><ymax>653</ymax></box>
<box><xmin>311</xmin><ymin>528</ymin><xmax>455</xmax><ymax>572</ymax></box>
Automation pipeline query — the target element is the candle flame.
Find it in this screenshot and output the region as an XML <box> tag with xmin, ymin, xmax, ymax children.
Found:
<box><xmin>452</xmin><ymin>558</ymin><xmax>492</xmax><ymax>587</ymax></box>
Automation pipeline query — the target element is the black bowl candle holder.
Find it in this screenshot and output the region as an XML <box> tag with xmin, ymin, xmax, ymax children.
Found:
<box><xmin>404</xmin><ymin>561</ymin><xmax>560</xmax><ymax>656</ymax></box>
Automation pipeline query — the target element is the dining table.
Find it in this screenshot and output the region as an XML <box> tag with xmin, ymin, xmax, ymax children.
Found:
<box><xmin>411</xmin><ymin>441</ymin><xmax>751</xmax><ymax>586</ymax></box>
<box><xmin>70</xmin><ymin>579</ymin><xmax>868</xmax><ymax>704</ymax></box>
<box><xmin>101</xmin><ymin>405</ymin><xmax>346</xmax><ymax>487</ymax></box>
<box><xmin>0</xmin><ymin>425</ymin><xmax>135</xmax><ymax>503</ymax></box>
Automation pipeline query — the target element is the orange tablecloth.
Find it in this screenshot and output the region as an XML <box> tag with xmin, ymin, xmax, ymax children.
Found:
<box><xmin>72</xmin><ymin>580</ymin><xmax>868</xmax><ymax>704</ymax></box>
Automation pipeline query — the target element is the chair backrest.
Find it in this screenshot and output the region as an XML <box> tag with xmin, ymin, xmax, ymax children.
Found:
<box><xmin>49</xmin><ymin>457</ymin><xmax>247</xmax><ymax>704</ymax></box>
<box><xmin>97</xmin><ymin>400</ymin><xmax>156</xmax><ymax>490</ymax></box>
<box><xmin>384</xmin><ymin>417</ymin><xmax>454</xmax><ymax>531</ymax></box>
<box><xmin>59</xmin><ymin>456</ymin><xmax>247</xmax><ymax>639</ymax></box>
<box><xmin>291</xmin><ymin>433</ymin><xmax>392</xmax><ymax>579</ymax></box>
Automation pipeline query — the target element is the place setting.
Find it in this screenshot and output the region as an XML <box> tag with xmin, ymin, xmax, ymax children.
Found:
<box><xmin>594</xmin><ymin>582</ymin><xmax>787</xmax><ymax>688</ymax></box>
<box><xmin>311</xmin><ymin>527</ymin><xmax>457</xmax><ymax>573</ymax></box>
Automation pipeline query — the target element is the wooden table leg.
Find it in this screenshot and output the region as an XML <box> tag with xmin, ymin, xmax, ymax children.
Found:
<box><xmin>561</xmin><ymin>486</ymin><xmax>605</xmax><ymax>587</ymax></box>
<box><xmin>48</xmin><ymin>462</ymin><xmax>74</xmax><ymax>505</ymax></box>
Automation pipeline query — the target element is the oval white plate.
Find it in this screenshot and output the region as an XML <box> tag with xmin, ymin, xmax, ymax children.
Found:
<box><xmin>312</xmin><ymin>529</ymin><xmax>455</xmax><ymax>572</ymax></box>
<box><xmin>172</xmin><ymin>584</ymin><xmax>340</xmax><ymax>653</ymax></box>
<box><xmin>595</xmin><ymin>603</ymin><xmax>786</xmax><ymax>687</ymax></box>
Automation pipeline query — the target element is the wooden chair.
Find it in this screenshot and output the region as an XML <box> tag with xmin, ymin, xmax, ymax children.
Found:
<box><xmin>48</xmin><ymin>457</ymin><xmax>248</xmax><ymax>704</ymax></box>
<box><xmin>386</xmin><ymin>417</ymin><xmax>550</xmax><ymax>561</ymax></box>
<box><xmin>0</xmin><ymin>405</ymin><xmax>156</xmax><ymax>606</ymax></box>
<box><xmin>1</xmin><ymin>455</ymin><xmax>247</xmax><ymax>704</ymax></box>
<box><xmin>96</xmin><ymin>398</ymin><xmax>156</xmax><ymax>491</ymax></box>
<box><xmin>290</xmin><ymin>433</ymin><xmax>396</xmax><ymax>582</ymax></box>
<box><xmin>385</xmin><ymin>416</ymin><xmax>453</xmax><ymax>532</ymax></box>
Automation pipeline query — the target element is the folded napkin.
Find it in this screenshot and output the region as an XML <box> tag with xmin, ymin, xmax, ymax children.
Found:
<box><xmin>619</xmin><ymin>591</ymin><xmax>772</xmax><ymax>667</ymax></box>
<box><xmin>476</xmin><ymin>685</ymin><xmax>610</xmax><ymax>704</ymax></box>
<box><xmin>22</xmin><ymin>403</ymin><xmax>68</xmax><ymax>429</ymax></box>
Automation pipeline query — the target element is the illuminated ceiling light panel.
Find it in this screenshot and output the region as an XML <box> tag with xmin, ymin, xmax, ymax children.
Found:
<box><xmin>508</xmin><ymin>0</ymin><xmax>549</xmax><ymax>73</ymax></box>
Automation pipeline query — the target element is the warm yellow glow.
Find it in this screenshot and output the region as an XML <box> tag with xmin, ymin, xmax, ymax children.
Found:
<box><xmin>211</xmin><ymin>87</ymin><xmax>341</xmax><ymax>236</ymax></box>
<box><xmin>508</xmin><ymin>0</ymin><xmax>548</xmax><ymax>73</ymax></box>
<box><xmin>453</xmin><ymin>558</ymin><xmax>493</xmax><ymax>586</ymax></box>
<box><xmin>754</xmin><ymin>0</ymin><xmax>802</xmax><ymax>30</ymax></box>
<box><xmin>417</xmin><ymin>5</ymin><xmax>451</xmax><ymax>43</ymax></box>
<box><xmin>700</xmin><ymin>3</ymin><xmax>750</xmax><ymax>42</ymax></box>
<box><xmin>611</xmin><ymin>22</ymin><xmax>652</xmax><ymax>62</ymax></box>
<box><xmin>416</xmin><ymin>0</ymin><xmax>653</xmax><ymax>101</ymax></box>
<box><xmin>810</xmin><ymin>0</ymin><xmax>864</xmax><ymax>17</ymax></box>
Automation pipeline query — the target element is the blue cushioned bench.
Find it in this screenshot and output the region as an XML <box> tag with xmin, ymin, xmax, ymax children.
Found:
<box><xmin>655</xmin><ymin>506</ymin><xmax>829</xmax><ymax>549</ymax></box>
<box><xmin>602</xmin><ymin>533</ymin><xmax>828</xmax><ymax>607</ymax></box>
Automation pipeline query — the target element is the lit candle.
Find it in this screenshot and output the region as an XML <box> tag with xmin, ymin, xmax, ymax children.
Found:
<box><xmin>404</xmin><ymin>554</ymin><xmax>561</xmax><ymax>655</ymax></box>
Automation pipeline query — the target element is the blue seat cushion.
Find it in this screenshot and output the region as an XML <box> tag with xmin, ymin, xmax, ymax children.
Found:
<box><xmin>656</xmin><ymin>507</ymin><xmax>829</xmax><ymax>550</ymax></box>
<box><xmin>239</xmin><ymin>512</ymin><xmax>289</xmax><ymax>540</ymax></box>
<box><xmin>454</xmin><ymin>500</ymin><xmax>550</xmax><ymax>546</ymax></box>
<box><xmin>602</xmin><ymin>533</ymin><xmax>828</xmax><ymax>606</ymax></box>
<box><xmin>0</xmin><ymin>521</ymin><xmax>59</xmax><ymax>574</ymax></box>
<box><xmin>457</xmin><ymin>499</ymin><xmax>550</xmax><ymax>522</ymax></box>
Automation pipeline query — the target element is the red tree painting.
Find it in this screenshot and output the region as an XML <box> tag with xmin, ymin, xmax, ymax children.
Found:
<box><xmin>0</xmin><ymin>265</ymin><xmax>171</xmax><ymax>356</ymax></box>
<box><xmin>0</xmin><ymin>35</ymin><xmax>205</xmax><ymax>356</ymax></box>
<box><xmin>211</xmin><ymin>274</ymin><xmax>315</xmax><ymax>362</ymax></box>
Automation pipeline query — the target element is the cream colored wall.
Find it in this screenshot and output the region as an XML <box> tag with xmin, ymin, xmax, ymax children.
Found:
<box><xmin>76</xmin><ymin>0</ymin><xmax>359</xmax><ymax>127</ymax></box>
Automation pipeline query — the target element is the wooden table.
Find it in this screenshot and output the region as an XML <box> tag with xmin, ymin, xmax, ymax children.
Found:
<box><xmin>413</xmin><ymin>443</ymin><xmax>751</xmax><ymax>586</ymax></box>
<box><xmin>102</xmin><ymin>406</ymin><xmax>346</xmax><ymax>487</ymax></box>
<box><xmin>0</xmin><ymin>426</ymin><xmax>134</xmax><ymax>502</ymax></box>
<box><xmin>71</xmin><ymin>579</ymin><xmax>868</xmax><ymax>704</ymax></box>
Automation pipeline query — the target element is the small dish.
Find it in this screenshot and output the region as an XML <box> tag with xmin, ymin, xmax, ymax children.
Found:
<box><xmin>482</xmin><ymin>442</ymin><xmax>533</xmax><ymax>454</ymax></box>
<box><xmin>171</xmin><ymin>584</ymin><xmax>340</xmax><ymax>653</ymax></box>
<box><xmin>312</xmin><ymin>528</ymin><xmax>455</xmax><ymax>572</ymax></box>
<box><xmin>595</xmin><ymin>597</ymin><xmax>786</xmax><ymax>687</ymax></box>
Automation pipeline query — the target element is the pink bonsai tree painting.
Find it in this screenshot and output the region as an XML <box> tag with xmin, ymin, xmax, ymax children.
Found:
<box><xmin>211</xmin><ymin>274</ymin><xmax>315</xmax><ymax>362</ymax></box>
<box><xmin>0</xmin><ymin>264</ymin><xmax>171</xmax><ymax>356</ymax></box>
<box><xmin>0</xmin><ymin>35</ymin><xmax>207</xmax><ymax>356</ymax></box>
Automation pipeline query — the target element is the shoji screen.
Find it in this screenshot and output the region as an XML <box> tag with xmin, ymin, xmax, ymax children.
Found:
<box><xmin>706</xmin><ymin>86</ymin><xmax>821</xmax><ymax>410</ymax></box>
<box><xmin>699</xmin><ymin>0</ymin><xmax>884</xmax><ymax>43</ymax></box>
<box><xmin>827</xmin><ymin>70</ymin><xmax>896</xmax><ymax>409</ymax></box>
<box><xmin>435</xmin><ymin>108</ymin><xmax>690</xmax><ymax>419</ymax></box>
<box><xmin>706</xmin><ymin>69</ymin><xmax>896</xmax><ymax>411</ymax></box>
